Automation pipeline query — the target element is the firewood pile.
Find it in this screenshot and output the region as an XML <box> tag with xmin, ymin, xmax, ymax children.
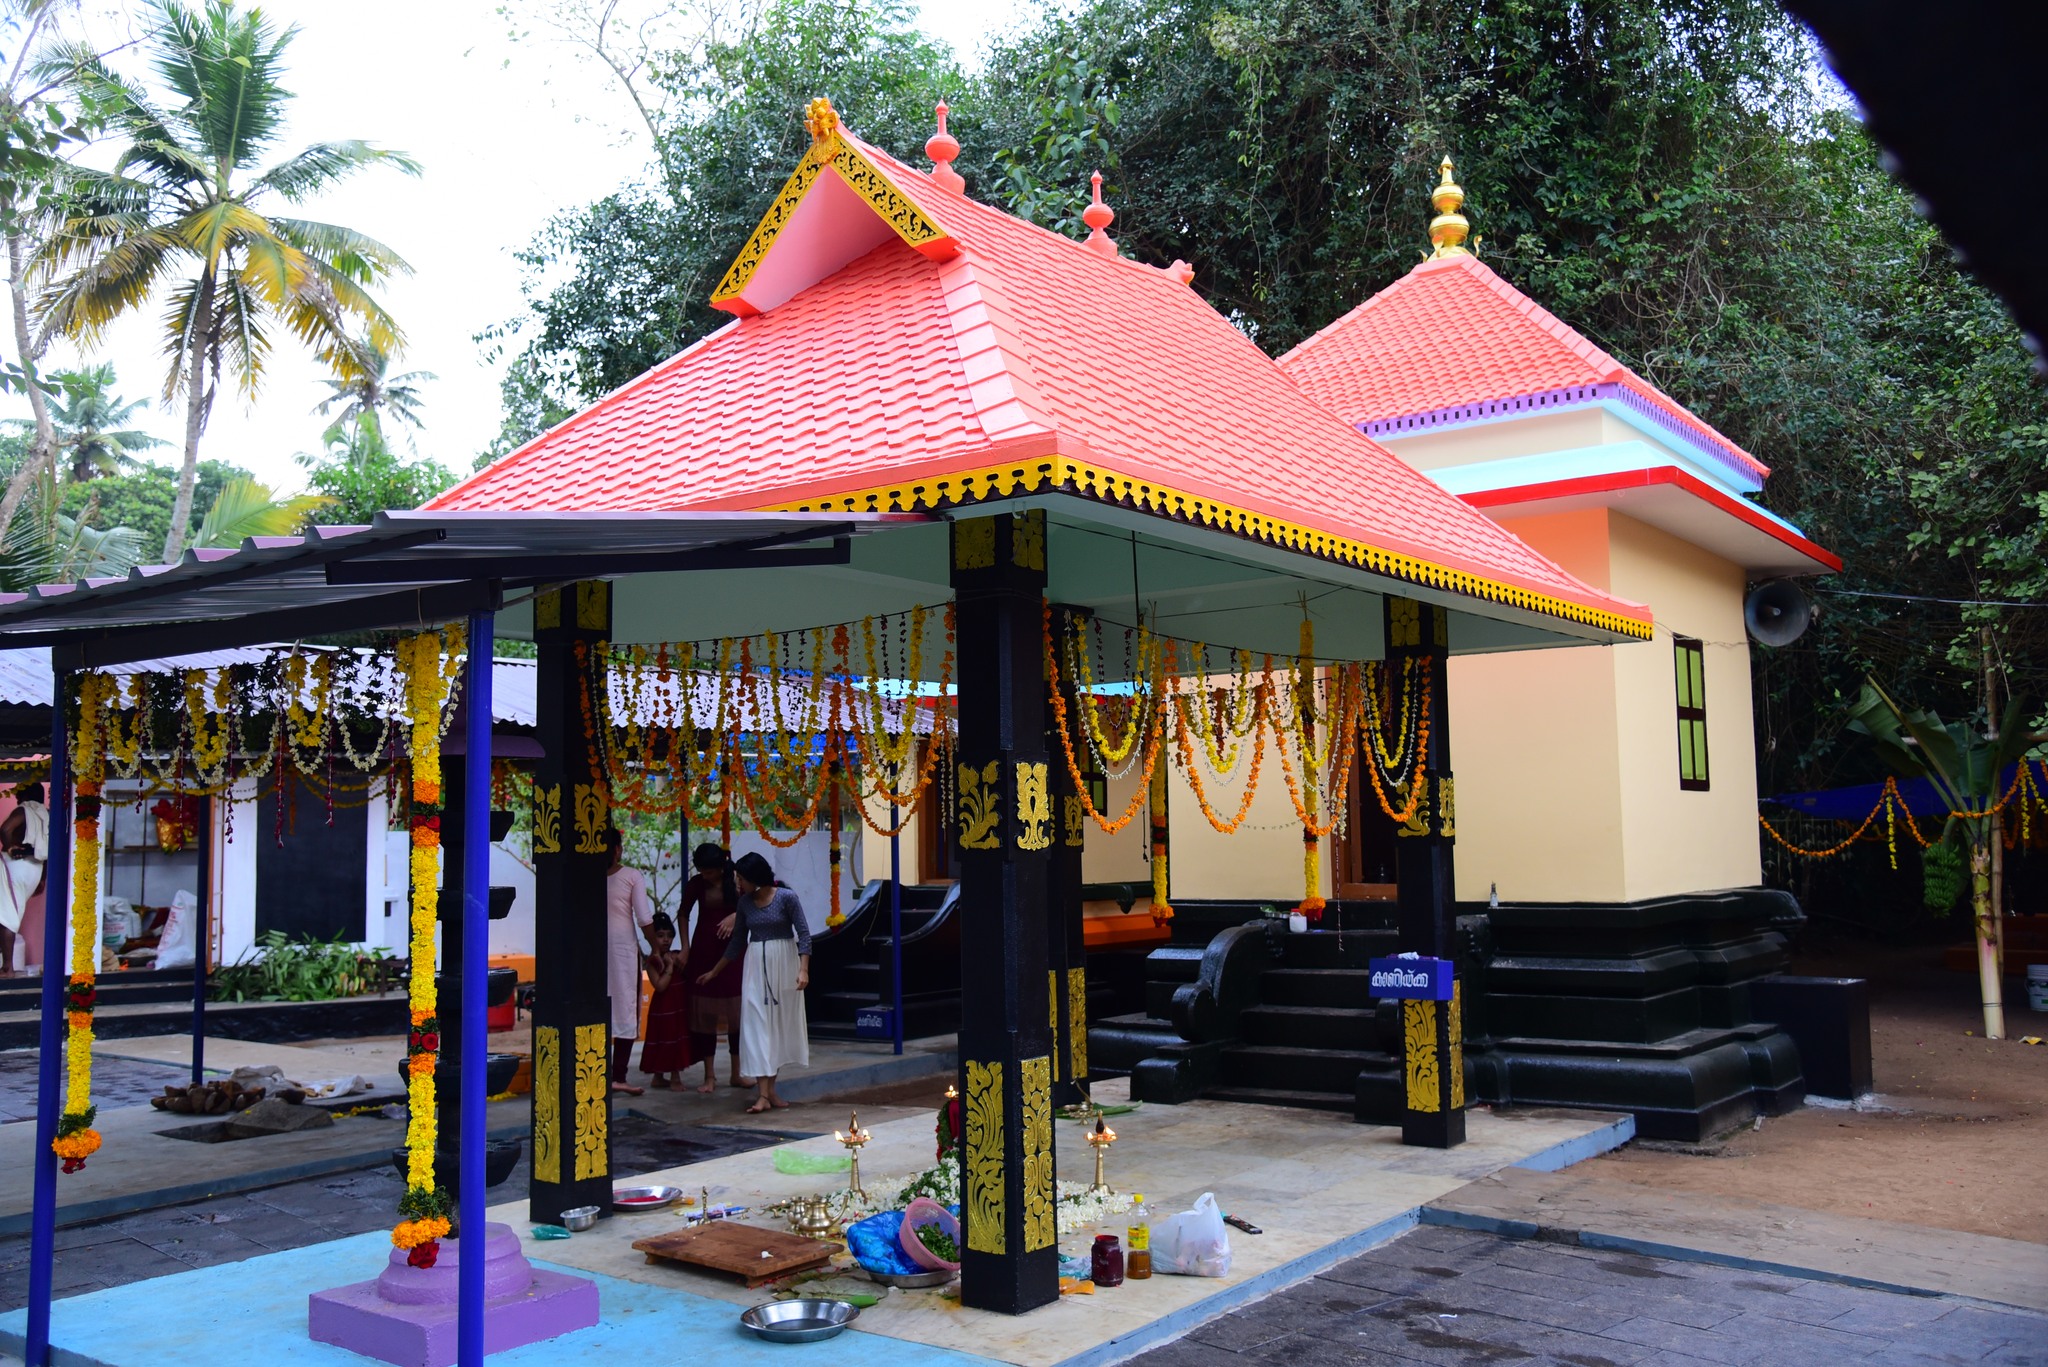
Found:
<box><xmin>149</xmin><ymin>1079</ymin><xmax>302</xmax><ymax>1114</ymax></box>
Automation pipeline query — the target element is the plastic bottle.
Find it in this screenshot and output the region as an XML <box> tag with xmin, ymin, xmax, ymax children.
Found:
<box><xmin>1125</xmin><ymin>1194</ymin><xmax>1152</xmax><ymax>1279</ymax></box>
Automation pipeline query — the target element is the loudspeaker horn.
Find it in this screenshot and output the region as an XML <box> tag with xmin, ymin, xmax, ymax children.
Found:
<box><xmin>1744</xmin><ymin>579</ymin><xmax>1811</xmax><ymax>647</ymax></box>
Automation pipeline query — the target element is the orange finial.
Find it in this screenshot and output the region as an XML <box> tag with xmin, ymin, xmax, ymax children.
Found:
<box><xmin>927</xmin><ymin>100</ymin><xmax>965</xmax><ymax>194</ymax></box>
<box><xmin>804</xmin><ymin>97</ymin><xmax>839</xmax><ymax>145</ymax></box>
<box><xmin>1083</xmin><ymin>171</ymin><xmax>1117</xmax><ymax>257</ymax></box>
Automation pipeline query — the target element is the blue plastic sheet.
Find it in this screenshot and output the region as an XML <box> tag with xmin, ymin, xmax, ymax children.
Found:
<box><xmin>845</xmin><ymin>1204</ymin><xmax>961</xmax><ymax>1276</ymax></box>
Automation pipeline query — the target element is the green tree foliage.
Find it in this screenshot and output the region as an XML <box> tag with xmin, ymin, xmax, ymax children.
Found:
<box><xmin>489</xmin><ymin>0</ymin><xmax>2047</xmax><ymax>789</ymax></box>
<box><xmin>190</xmin><ymin>475</ymin><xmax>330</xmax><ymax>547</ymax></box>
<box><xmin>312</xmin><ymin>340</ymin><xmax>435</xmax><ymax>433</ymax></box>
<box><xmin>40</xmin><ymin>361</ymin><xmax>164</xmax><ymax>480</ymax></box>
<box><xmin>39</xmin><ymin>0</ymin><xmax>419</xmax><ymax>561</ymax></box>
<box><xmin>0</xmin><ymin>466</ymin><xmax>143</xmax><ymax>591</ymax></box>
<box><xmin>58</xmin><ymin>457</ymin><xmax>249</xmax><ymax>557</ymax></box>
<box><xmin>296</xmin><ymin>413</ymin><xmax>457</xmax><ymax>526</ymax></box>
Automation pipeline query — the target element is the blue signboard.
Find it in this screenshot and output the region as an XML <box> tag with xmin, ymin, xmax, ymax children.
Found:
<box><xmin>854</xmin><ymin>1006</ymin><xmax>895</xmax><ymax>1040</ymax></box>
<box><xmin>1367</xmin><ymin>956</ymin><xmax>1455</xmax><ymax>1001</ymax></box>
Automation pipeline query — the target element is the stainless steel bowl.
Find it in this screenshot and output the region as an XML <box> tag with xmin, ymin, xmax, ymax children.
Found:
<box><xmin>739</xmin><ymin>1299</ymin><xmax>860</xmax><ymax>1343</ymax></box>
<box><xmin>611</xmin><ymin>1184</ymin><xmax>683</xmax><ymax>1212</ymax></box>
<box><xmin>560</xmin><ymin>1205</ymin><xmax>600</xmax><ymax>1232</ymax></box>
<box><xmin>864</xmin><ymin>1267</ymin><xmax>956</xmax><ymax>1289</ymax></box>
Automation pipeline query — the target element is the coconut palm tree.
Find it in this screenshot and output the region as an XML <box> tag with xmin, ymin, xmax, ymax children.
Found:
<box><xmin>190</xmin><ymin>473</ymin><xmax>329</xmax><ymax>547</ymax></box>
<box><xmin>43</xmin><ymin>362</ymin><xmax>165</xmax><ymax>480</ymax></box>
<box><xmin>36</xmin><ymin>0</ymin><xmax>419</xmax><ymax>562</ymax></box>
<box><xmin>312</xmin><ymin>339</ymin><xmax>433</xmax><ymax>432</ymax></box>
<box><xmin>0</xmin><ymin>465</ymin><xmax>145</xmax><ymax>592</ymax></box>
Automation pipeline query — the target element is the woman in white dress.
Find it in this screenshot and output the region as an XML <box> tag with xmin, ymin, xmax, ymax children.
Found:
<box><xmin>604</xmin><ymin>828</ymin><xmax>655</xmax><ymax>1095</ymax></box>
<box><xmin>699</xmin><ymin>851</ymin><xmax>809</xmax><ymax>1113</ymax></box>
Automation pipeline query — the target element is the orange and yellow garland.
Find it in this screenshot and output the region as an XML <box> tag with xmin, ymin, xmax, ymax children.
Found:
<box><xmin>393</xmin><ymin>631</ymin><xmax>454</xmax><ymax>1266</ymax></box>
<box><xmin>53</xmin><ymin>672</ymin><xmax>116</xmax><ymax>1172</ymax></box>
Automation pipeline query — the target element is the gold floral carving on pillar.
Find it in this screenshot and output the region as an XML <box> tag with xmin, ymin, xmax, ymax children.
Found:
<box><xmin>1062</xmin><ymin>795</ymin><xmax>1085</xmax><ymax>848</ymax></box>
<box><xmin>575</xmin><ymin>580</ymin><xmax>611</xmax><ymax>630</ymax></box>
<box><xmin>1438</xmin><ymin>776</ymin><xmax>1456</xmax><ymax>839</ymax></box>
<box><xmin>573</xmin><ymin>783</ymin><xmax>610</xmax><ymax>854</ymax></box>
<box><xmin>1448</xmin><ymin>981</ymin><xmax>1465</xmax><ymax>1110</ymax></box>
<box><xmin>533</xmin><ymin>785</ymin><xmax>562</xmax><ymax>855</ymax></box>
<box><xmin>1021</xmin><ymin>1056</ymin><xmax>1055</xmax><ymax>1251</ymax></box>
<box><xmin>1048</xmin><ymin>970</ymin><xmax>1061</xmax><ymax>1082</ymax></box>
<box><xmin>1068</xmin><ymin>966</ymin><xmax>1089</xmax><ymax>1080</ymax></box>
<box><xmin>534</xmin><ymin>588</ymin><xmax>563</xmax><ymax>631</ymax></box>
<box><xmin>1015</xmin><ymin>761</ymin><xmax>1051</xmax><ymax>851</ymax></box>
<box><xmin>1012</xmin><ymin>509</ymin><xmax>1046</xmax><ymax>570</ymax></box>
<box><xmin>964</xmin><ymin>1060</ymin><xmax>1006</xmax><ymax>1254</ymax></box>
<box><xmin>957</xmin><ymin>761</ymin><xmax>1001</xmax><ymax>850</ymax></box>
<box><xmin>953</xmin><ymin>519</ymin><xmax>996</xmax><ymax>570</ymax></box>
<box><xmin>1387</xmin><ymin>597</ymin><xmax>1422</xmax><ymax>649</ymax></box>
<box><xmin>532</xmin><ymin>1025</ymin><xmax>561</xmax><ymax>1184</ymax></box>
<box><xmin>572</xmin><ymin>1024</ymin><xmax>610</xmax><ymax>1180</ymax></box>
<box><xmin>1404</xmin><ymin>999</ymin><xmax>1440</xmax><ymax>1113</ymax></box>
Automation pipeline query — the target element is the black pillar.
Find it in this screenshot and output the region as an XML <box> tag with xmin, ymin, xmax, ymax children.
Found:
<box><xmin>439</xmin><ymin>749</ymin><xmax>475</xmax><ymax>1234</ymax></box>
<box><xmin>950</xmin><ymin>512</ymin><xmax>1059</xmax><ymax>1316</ymax></box>
<box><xmin>1047</xmin><ymin>605</ymin><xmax>1088</xmax><ymax>1108</ymax></box>
<box><xmin>528</xmin><ymin>582</ymin><xmax>616</xmax><ymax>1222</ymax></box>
<box><xmin>1388</xmin><ymin>596</ymin><xmax>1464</xmax><ymax>1148</ymax></box>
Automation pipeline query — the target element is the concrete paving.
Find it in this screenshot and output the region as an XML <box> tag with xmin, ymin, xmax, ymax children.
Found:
<box><xmin>1425</xmin><ymin>1166</ymin><xmax>2048</xmax><ymax>1314</ymax></box>
<box><xmin>1130</xmin><ymin>1223</ymin><xmax>2048</xmax><ymax>1367</ymax></box>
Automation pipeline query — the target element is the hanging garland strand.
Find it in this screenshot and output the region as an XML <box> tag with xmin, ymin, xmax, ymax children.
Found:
<box><xmin>53</xmin><ymin>671</ymin><xmax>116</xmax><ymax>1173</ymax></box>
<box><xmin>392</xmin><ymin>630</ymin><xmax>453</xmax><ymax>1268</ymax></box>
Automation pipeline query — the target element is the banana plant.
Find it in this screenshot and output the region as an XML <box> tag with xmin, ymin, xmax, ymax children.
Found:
<box><xmin>1846</xmin><ymin>679</ymin><xmax>2038</xmax><ymax>1039</ymax></box>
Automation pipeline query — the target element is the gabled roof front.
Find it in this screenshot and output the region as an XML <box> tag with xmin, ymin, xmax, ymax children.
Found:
<box><xmin>1278</xmin><ymin>252</ymin><xmax>1769</xmax><ymax>490</ymax></box>
<box><xmin>432</xmin><ymin>105</ymin><xmax>1651</xmax><ymax>641</ymax></box>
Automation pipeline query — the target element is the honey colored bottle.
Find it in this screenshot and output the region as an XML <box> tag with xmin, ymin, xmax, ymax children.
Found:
<box><xmin>1126</xmin><ymin>1194</ymin><xmax>1152</xmax><ymax>1279</ymax></box>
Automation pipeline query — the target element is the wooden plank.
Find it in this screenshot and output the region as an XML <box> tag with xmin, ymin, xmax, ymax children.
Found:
<box><xmin>632</xmin><ymin>1222</ymin><xmax>841</xmax><ymax>1289</ymax></box>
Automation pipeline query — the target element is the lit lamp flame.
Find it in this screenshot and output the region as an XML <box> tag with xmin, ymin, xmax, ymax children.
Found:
<box><xmin>1086</xmin><ymin>1113</ymin><xmax>1118</xmax><ymax>1194</ymax></box>
<box><xmin>834</xmin><ymin>1111</ymin><xmax>871</xmax><ymax>1195</ymax></box>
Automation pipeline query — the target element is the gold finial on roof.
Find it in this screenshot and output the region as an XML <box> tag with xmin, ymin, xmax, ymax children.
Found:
<box><xmin>805</xmin><ymin>97</ymin><xmax>840</xmax><ymax>145</ymax></box>
<box><xmin>1429</xmin><ymin>156</ymin><xmax>1471</xmax><ymax>258</ymax></box>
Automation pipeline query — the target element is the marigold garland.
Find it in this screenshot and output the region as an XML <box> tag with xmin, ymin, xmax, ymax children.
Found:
<box><xmin>393</xmin><ymin>631</ymin><xmax>454</xmax><ymax>1265</ymax></box>
<box><xmin>56</xmin><ymin>672</ymin><xmax>116</xmax><ymax>1171</ymax></box>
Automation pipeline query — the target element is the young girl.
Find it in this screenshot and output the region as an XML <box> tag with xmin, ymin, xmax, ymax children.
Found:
<box><xmin>638</xmin><ymin>913</ymin><xmax>691</xmax><ymax>1091</ymax></box>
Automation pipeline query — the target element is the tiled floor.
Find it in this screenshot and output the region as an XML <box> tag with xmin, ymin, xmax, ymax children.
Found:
<box><xmin>0</xmin><ymin>1049</ymin><xmax>204</xmax><ymax>1124</ymax></box>
<box><xmin>1132</xmin><ymin>1223</ymin><xmax>2048</xmax><ymax>1367</ymax></box>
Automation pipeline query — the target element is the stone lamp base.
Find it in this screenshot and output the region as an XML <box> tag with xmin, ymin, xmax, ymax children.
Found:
<box><xmin>308</xmin><ymin>1223</ymin><xmax>599</xmax><ymax>1367</ymax></box>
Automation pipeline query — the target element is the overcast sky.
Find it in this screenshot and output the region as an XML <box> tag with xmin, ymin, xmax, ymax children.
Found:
<box><xmin>35</xmin><ymin>0</ymin><xmax>1036</xmax><ymax>494</ymax></box>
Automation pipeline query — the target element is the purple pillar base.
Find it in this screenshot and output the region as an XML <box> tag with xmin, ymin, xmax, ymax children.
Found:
<box><xmin>308</xmin><ymin>1223</ymin><xmax>600</xmax><ymax>1367</ymax></box>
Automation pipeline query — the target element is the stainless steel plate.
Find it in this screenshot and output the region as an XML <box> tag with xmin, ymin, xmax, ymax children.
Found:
<box><xmin>739</xmin><ymin>1298</ymin><xmax>860</xmax><ymax>1343</ymax></box>
<box><xmin>612</xmin><ymin>1185</ymin><xmax>683</xmax><ymax>1211</ymax></box>
<box><xmin>864</xmin><ymin>1267</ymin><xmax>956</xmax><ymax>1289</ymax></box>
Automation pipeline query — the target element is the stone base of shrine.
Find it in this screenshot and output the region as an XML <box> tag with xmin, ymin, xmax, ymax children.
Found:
<box><xmin>307</xmin><ymin>1223</ymin><xmax>599</xmax><ymax>1367</ymax></box>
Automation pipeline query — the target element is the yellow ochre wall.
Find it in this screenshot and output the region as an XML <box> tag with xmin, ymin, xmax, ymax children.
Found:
<box><xmin>1446</xmin><ymin>505</ymin><xmax>1760</xmax><ymax>903</ymax></box>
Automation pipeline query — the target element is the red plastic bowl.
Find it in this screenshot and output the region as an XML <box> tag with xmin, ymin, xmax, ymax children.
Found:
<box><xmin>898</xmin><ymin>1197</ymin><xmax>962</xmax><ymax>1271</ymax></box>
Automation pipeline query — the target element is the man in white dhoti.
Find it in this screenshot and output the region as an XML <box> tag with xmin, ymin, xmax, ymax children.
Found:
<box><xmin>604</xmin><ymin>827</ymin><xmax>655</xmax><ymax>1095</ymax></box>
<box><xmin>0</xmin><ymin>784</ymin><xmax>49</xmax><ymax>975</ymax></box>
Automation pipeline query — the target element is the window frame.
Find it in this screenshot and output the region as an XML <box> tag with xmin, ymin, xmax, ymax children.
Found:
<box><xmin>1673</xmin><ymin>634</ymin><xmax>1710</xmax><ymax>792</ymax></box>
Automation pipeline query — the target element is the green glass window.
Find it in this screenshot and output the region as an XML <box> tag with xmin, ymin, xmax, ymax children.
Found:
<box><xmin>1674</xmin><ymin>636</ymin><xmax>1709</xmax><ymax>791</ymax></box>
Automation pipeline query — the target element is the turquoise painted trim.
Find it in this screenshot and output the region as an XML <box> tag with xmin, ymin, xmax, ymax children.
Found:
<box><xmin>1510</xmin><ymin>1114</ymin><xmax>1636</xmax><ymax>1172</ymax></box>
<box><xmin>1427</xmin><ymin>440</ymin><xmax>1773</xmax><ymax>506</ymax></box>
<box><xmin>0</xmin><ymin>1233</ymin><xmax>1004</xmax><ymax>1367</ymax></box>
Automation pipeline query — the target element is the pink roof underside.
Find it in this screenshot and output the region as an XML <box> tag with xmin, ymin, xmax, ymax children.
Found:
<box><xmin>1278</xmin><ymin>255</ymin><xmax>1768</xmax><ymax>481</ymax></box>
<box><xmin>429</xmin><ymin>135</ymin><xmax>1646</xmax><ymax>629</ymax></box>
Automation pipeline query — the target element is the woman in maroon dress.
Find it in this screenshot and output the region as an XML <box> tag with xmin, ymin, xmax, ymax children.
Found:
<box><xmin>680</xmin><ymin>843</ymin><xmax>747</xmax><ymax>1093</ymax></box>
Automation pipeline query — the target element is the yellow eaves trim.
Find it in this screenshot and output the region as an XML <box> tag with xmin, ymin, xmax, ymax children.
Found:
<box><xmin>758</xmin><ymin>456</ymin><xmax>1653</xmax><ymax>641</ymax></box>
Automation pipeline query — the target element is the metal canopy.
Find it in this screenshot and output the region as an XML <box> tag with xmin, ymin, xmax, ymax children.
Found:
<box><xmin>0</xmin><ymin>510</ymin><xmax>921</xmax><ymax>665</ymax></box>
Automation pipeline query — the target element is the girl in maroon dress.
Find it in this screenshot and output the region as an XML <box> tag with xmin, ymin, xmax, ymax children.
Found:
<box><xmin>638</xmin><ymin>913</ymin><xmax>691</xmax><ymax>1090</ymax></box>
<box><xmin>681</xmin><ymin>843</ymin><xmax>747</xmax><ymax>1093</ymax></box>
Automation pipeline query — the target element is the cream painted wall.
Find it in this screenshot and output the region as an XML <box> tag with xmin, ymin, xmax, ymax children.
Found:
<box><xmin>1606</xmin><ymin>513</ymin><xmax>1763</xmax><ymax>899</ymax></box>
<box><xmin>1086</xmin><ymin>766</ymin><xmax>1153</xmax><ymax>884</ymax></box>
<box><xmin>1388</xmin><ymin>407</ymin><xmax>1618</xmax><ymax>472</ymax></box>
<box><xmin>1165</xmin><ymin>740</ymin><xmax>1306</xmax><ymax>901</ymax></box>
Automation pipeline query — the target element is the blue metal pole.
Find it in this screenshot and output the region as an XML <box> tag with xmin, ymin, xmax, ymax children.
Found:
<box><xmin>889</xmin><ymin>831</ymin><xmax>902</xmax><ymax>1057</ymax></box>
<box><xmin>26</xmin><ymin>656</ymin><xmax>75</xmax><ymax>1367</ymax></box>
<box><xmin>192</xmin><ymin>796</ymin><xmax>210</xmax><ymax>1086</ymax></box>
<box><xmin>459</xmin><ymin>611</ymin><xmax>494</xmax><ymax>1367</ymax></box>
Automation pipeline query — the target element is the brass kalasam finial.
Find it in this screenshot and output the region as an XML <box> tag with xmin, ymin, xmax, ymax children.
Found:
<box><xmin>805</xmin><ymin>97</ymin><xmax>840</xmax><ymax>145</ymax></box>
<box><xmin>1429</xmin><ymin>155</ymin><xmax>1471</xmax><ymax>259</ymax></box>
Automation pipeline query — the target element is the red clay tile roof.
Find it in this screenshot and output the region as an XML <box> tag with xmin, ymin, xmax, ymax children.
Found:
<box><xmin>1278</xmin><ymin>254</ymin><xmax>1768</xmax><ymax>484</ymax></box>
<box><xmin>431</xmin><ymin>130</ymin><xmax>1649</xmax><ymax>638</ymax></box>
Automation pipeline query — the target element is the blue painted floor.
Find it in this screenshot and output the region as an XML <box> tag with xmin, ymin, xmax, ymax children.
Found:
<box><xmin>0</xmin><ymin>1231</ymin><xmax>1003</xmax><ymax>1367</ymax></box>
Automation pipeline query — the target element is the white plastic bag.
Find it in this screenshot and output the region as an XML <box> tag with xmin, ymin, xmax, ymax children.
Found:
<box><xmin>155</xmin><ymin>890</ymin><xmax>197</xmax><ymax>970</ymax></box>
<box><xmin>1151</xmin><ymin>1192</ymin><xmax>1231</xmax><ymax>1277</ymax></box>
